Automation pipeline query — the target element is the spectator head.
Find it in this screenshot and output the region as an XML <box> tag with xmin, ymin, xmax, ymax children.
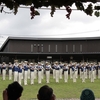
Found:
<box><xmin>37</xmin><ymin>85</ymin><xmax>55</xmax><ymax>100</ymax></box>
<box><xmin>80</xmin><ymin>88</ymin><xmax>95</xmax><ymax>100</ymax></box>
<box><xmin>6</xmin><ymin>81</ymin><xmax>23</xmax><ymax>100</ymax></box>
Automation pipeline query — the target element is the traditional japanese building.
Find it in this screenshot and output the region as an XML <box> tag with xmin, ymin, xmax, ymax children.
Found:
<box><xmin>0</xmin><ymin>36</ymin><xmax>100</xmax><ymax>63</ymax></box>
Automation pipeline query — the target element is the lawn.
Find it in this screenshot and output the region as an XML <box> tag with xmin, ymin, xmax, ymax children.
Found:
<box><xmin>0</xmin><ymin>75</ymin><xmax>100</xmax><ymax>100</ymax></box>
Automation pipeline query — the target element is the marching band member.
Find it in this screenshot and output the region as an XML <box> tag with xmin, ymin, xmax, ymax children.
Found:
<box><xmin>88</xmin><ymin>63</ymin><xmax>91</xmax><ymax>79</ymax></box>
<box><xmin>94</xmin><ymin>62</ymin><xmax>97</xmax><ymax>79</ymax></box>
<box><xmin>41</xmin><ymin>63</ymin><xmax>44</xmax><ymax>79</ymax></box>
<box><xmin>55</xmin><ymin>61</ymin><xmax>60</xmax><ymax>83</ymax></box>
<box><xmin>63</xmin><ymin>63</ymin><xmax>69</xmax><ymax>82</ymax></box>
<box><xmin>85</xmin><ymin>62</ymin><xmax>88</xmax><ymax>79</ymax></box>
<box><xmin>52</xmin><ymin>62</ymin><xmax>56</xmax><ymax>79</ymax></box>
<box><xmin>69</xmin><ymin>62</ymin><xmax>73</xmax><ymax>79</ymax></box>
<box><xmin>90</xmin><ymin>63</ymin><xmax>95</xmax><ymax>82</ymax></box>
<box><xmin>13</xmin><ymin>61</ymin><xmax>19</xmax><ymax>82</ymax></box>
<box><xmin>72</xmin><ymin>63</ymin><xmax>78</xmax><ymax>82</ymax></box>
<box><xmin>79</xmin><ymin>63</ymin><xmax>82</xmax><ymax>79</ymax></box>
<box><xmin>59</xmin><ymin>62</ymin><xmax>64</xmax><ymax>79</ymax></box>
<box><xmin>18</xmin><ymin>63</ymin><xmax>23</xmax><ymax>85</ymax></box>
<box><xmin>27</xmin><ymin>63</ymin><xmax>30</xmax><ymax>79</ymax></box>
<box><xmin>37</xmin><ymin>62</ymin><xmax>43</xmax><ymax>84</ymax></box>
<box><xmin>76</xmin><ymin>62</ymin><xmax>79</xmax><ymax>79</ymax></box>
<box><xmin>30</xmin><ymin>63</ymin><xmax>35</xmax><ymax>85</ymax></box>
<box><xmin>34</xmin><ymin>63</ymin><xmax>38</xmax><ymax>79</ymax></box>
<box><xmin>8</xmin><ymin>62</ymin><xmax>13</xmax><ymax>80</ymax></box>
<box><xmin>2</xmin><ymin>62</ymin><xmax>7</xmax><ymax>80</ymax></box>
<box><xmin>0</xmin><ymin>63</ymin><xmax>2</xmax><ymax>75</ymax></box>
<box><xmin>23</xmin><ymin>61</ymin><xmax>28</xmax><ymax>85</ymax></box>
<box><xmin>3</xmin><ymin>60</ymin><xmax>100</xmax><ymax>84</ymax></box>
<box><xmin>20</xmin><ymin>61</ymin><xmax>24</xmax><ymax>79</ymax></box>
<box><xmin>80</xmin><ymin>64</ymin><xmax>86</xmax><ymax>83</ymax></box>
<box><xmin>45</xmin><ymin>62</ymin><xmax>51</xmax><ymax>83</ymax></box>
<box><xmin>98</xmin><ymin>62</ymin><xmax>100</xmax><ymax>79</ymax></box>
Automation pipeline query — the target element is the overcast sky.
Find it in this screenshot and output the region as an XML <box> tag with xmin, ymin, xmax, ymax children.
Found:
<box><xmin>0</xmin><ymin>3</ymin><xmax>100</xmax><ymax>47</ymax></box>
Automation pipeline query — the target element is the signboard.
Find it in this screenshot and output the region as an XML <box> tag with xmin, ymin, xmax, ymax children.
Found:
<box><xmin>47</xmin><ymin>56</ymin><xmax>52</xmax><ymax>59</ymax></box>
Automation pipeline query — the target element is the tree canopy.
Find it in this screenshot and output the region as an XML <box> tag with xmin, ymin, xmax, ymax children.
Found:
<box><xmin>0</xmin><ymin>0</ymin><xmax>100</xmax><ymax>19</ymax></box>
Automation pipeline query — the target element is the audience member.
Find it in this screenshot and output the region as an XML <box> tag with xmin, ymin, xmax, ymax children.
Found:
<box><xmin>3</xmin><ymin>81</ymin><xmax>23</xmax><ymax>100</ymax></box>
<box><xmin>80</xmin><ymin>88</ymin><xmax>95</xmax><ymax>100</ymax></box>
<box><xmin>37</xmin><ymin>85</ymin><xmax>56</xmax><ymax>100</ymax></box>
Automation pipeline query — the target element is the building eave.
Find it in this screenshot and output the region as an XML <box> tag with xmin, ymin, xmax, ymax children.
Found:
<box><xmin>8</xmin><ymin>36</ymin><xmax>100</xmax><ymax>41</ymax></box>
<box><xmin>0</xmin><ymin>52</ymin><xmax>100</xmax><ymax>55</ymax></box>
<box><xmin>1</xmin><ymin>36</ymin><xmax>100</xmax><ymax>52</ymax></box>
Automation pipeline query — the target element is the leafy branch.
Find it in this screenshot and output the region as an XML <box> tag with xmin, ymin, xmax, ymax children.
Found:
<box><xmin>0</xmin><ymin>0</ymin><xmax>100</xmax><ymax>19</ymax></box>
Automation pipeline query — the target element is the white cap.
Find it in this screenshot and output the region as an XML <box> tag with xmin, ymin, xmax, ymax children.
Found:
<box><xmin>30</xmin><ymin>63</ymin><xmax>33</xmax><ymax>65</ymax></box>
<box><xmin>38</xmin><ymin>62</ymin><xmax>41</xmax><ymax>65</ymax></box>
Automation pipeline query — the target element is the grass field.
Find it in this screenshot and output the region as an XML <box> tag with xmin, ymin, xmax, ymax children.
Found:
<box><xmin>0</xmin><ymin>75</ymin><xmax>100</xmax><ymax>100</ymax></box>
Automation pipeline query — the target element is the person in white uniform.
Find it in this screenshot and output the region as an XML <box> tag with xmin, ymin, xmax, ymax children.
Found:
<box><xmin>88</xmin><ymin>63</ymin><xmax>91</xmax><ymax>79</ymax></box>
<box><xmin>45</xmin><ymin>62</ymin><xmax>51</xmax><ymax>83</ymax></box>
<box><xmin>85</xmin><ymin>63</ymin><xmax>88</xmax><ymax>79</ymax></box>
<box><xmin>52</xmin><ymin>62</ymin><xmax>56</xmax><ymax>79</ymax></box>
<box><xmin>72</xmin><ymin>63</ymin><xmax>77</xmax><ymax>82</ymax></box>
<box><xmin>30</xmin><ymin>63</ymin><xmax>35</xmax><ymax>85</ymax></box>
<box><xmin>37</xmin><ymin>62</ymin><xmax>43</xmax><ymax>84</ymax></box>
<box><xmin>59</xmin><ymin>62</ymin><xmax>64</xmax><ymax>79</ymax></box>
<box><xmin>55</xmin><ymin>61</ymin><xmax>60</xmax><ymax>83</ymax></box>
<box><xmin>2</xmin><ymin>62</ymin><xmax>7</xmax><ymax>80</ymax></box>
<box><xmin>80</xmin><ymin>64</ymin><xmax>86</xmax><ymax>83</ymax></box>
<box><xmin>0</xmin><ymin>63</ymin><xmax>2</xmax><ymax>75</ymax></box>
<box><xmin>41</xmin><ymin>63</ymin><xmax>44</xmax><ymax>79</ymax></box>
<box><xmin>20</xmin><ymin>61</ymin><xmax>24</xmax><ymax>79</ymax></box>
<box><xmin>98</xmin><ymin>62</ymin><xmax>100</xmax><ymax>79</ymax></box>
<box><xmin>8</xmin><ymin>62</ymin><xmax>13</xmax><ymax>80</ymax></box>
<box><xmin>63</xmin><ymin>63</ymin><xmax>69</xmax><ymax>82</ymax></box>
<box><xmin>34</xmin><ymin>63</ymin><xmax>38</xmax><ymax>79</ymax></box>
<box><xmin>13</xmin><ymin>62</ymin><xmax>19</xmax><ymax>82</ymax></box>
<box><xmin>18</xmin><ymin>63</ymin><xmax>23</xmax><ymax>85</ymax></box>
<box><xmin>90</xmin><ymin>63</ymin><xmax>95</xmax><ymax>82</ymax></box>
<box><xmin>23</xmin><ymin>61</ymin><xmax>28</xmax><ymax>85</ymax></box>
<box><xmin>27</xmin><ymin>64</ymin><xmax>30</xmax><ymax>79</ymax></box>
<box><xmin>69</xmin><ymin>63</ymin><xmax>73</xmax><ymax>79</ymax></box>
<box><xmin>79</xmin><ymin>63</ymin><xmax>82</xmax><ymax>79</ymax></box>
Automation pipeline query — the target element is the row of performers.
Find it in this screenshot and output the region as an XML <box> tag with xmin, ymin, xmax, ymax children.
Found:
<box><xmin>0</xmin><ymin>61</ymin><xmax>100</xmax><ymax>85</ymax></box>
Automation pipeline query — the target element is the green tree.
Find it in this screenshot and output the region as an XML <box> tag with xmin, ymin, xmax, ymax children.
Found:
<box><xmin>0</xmin><ymin>0</ymin><xmax>100</xmax><ymax>19</ymax></box>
